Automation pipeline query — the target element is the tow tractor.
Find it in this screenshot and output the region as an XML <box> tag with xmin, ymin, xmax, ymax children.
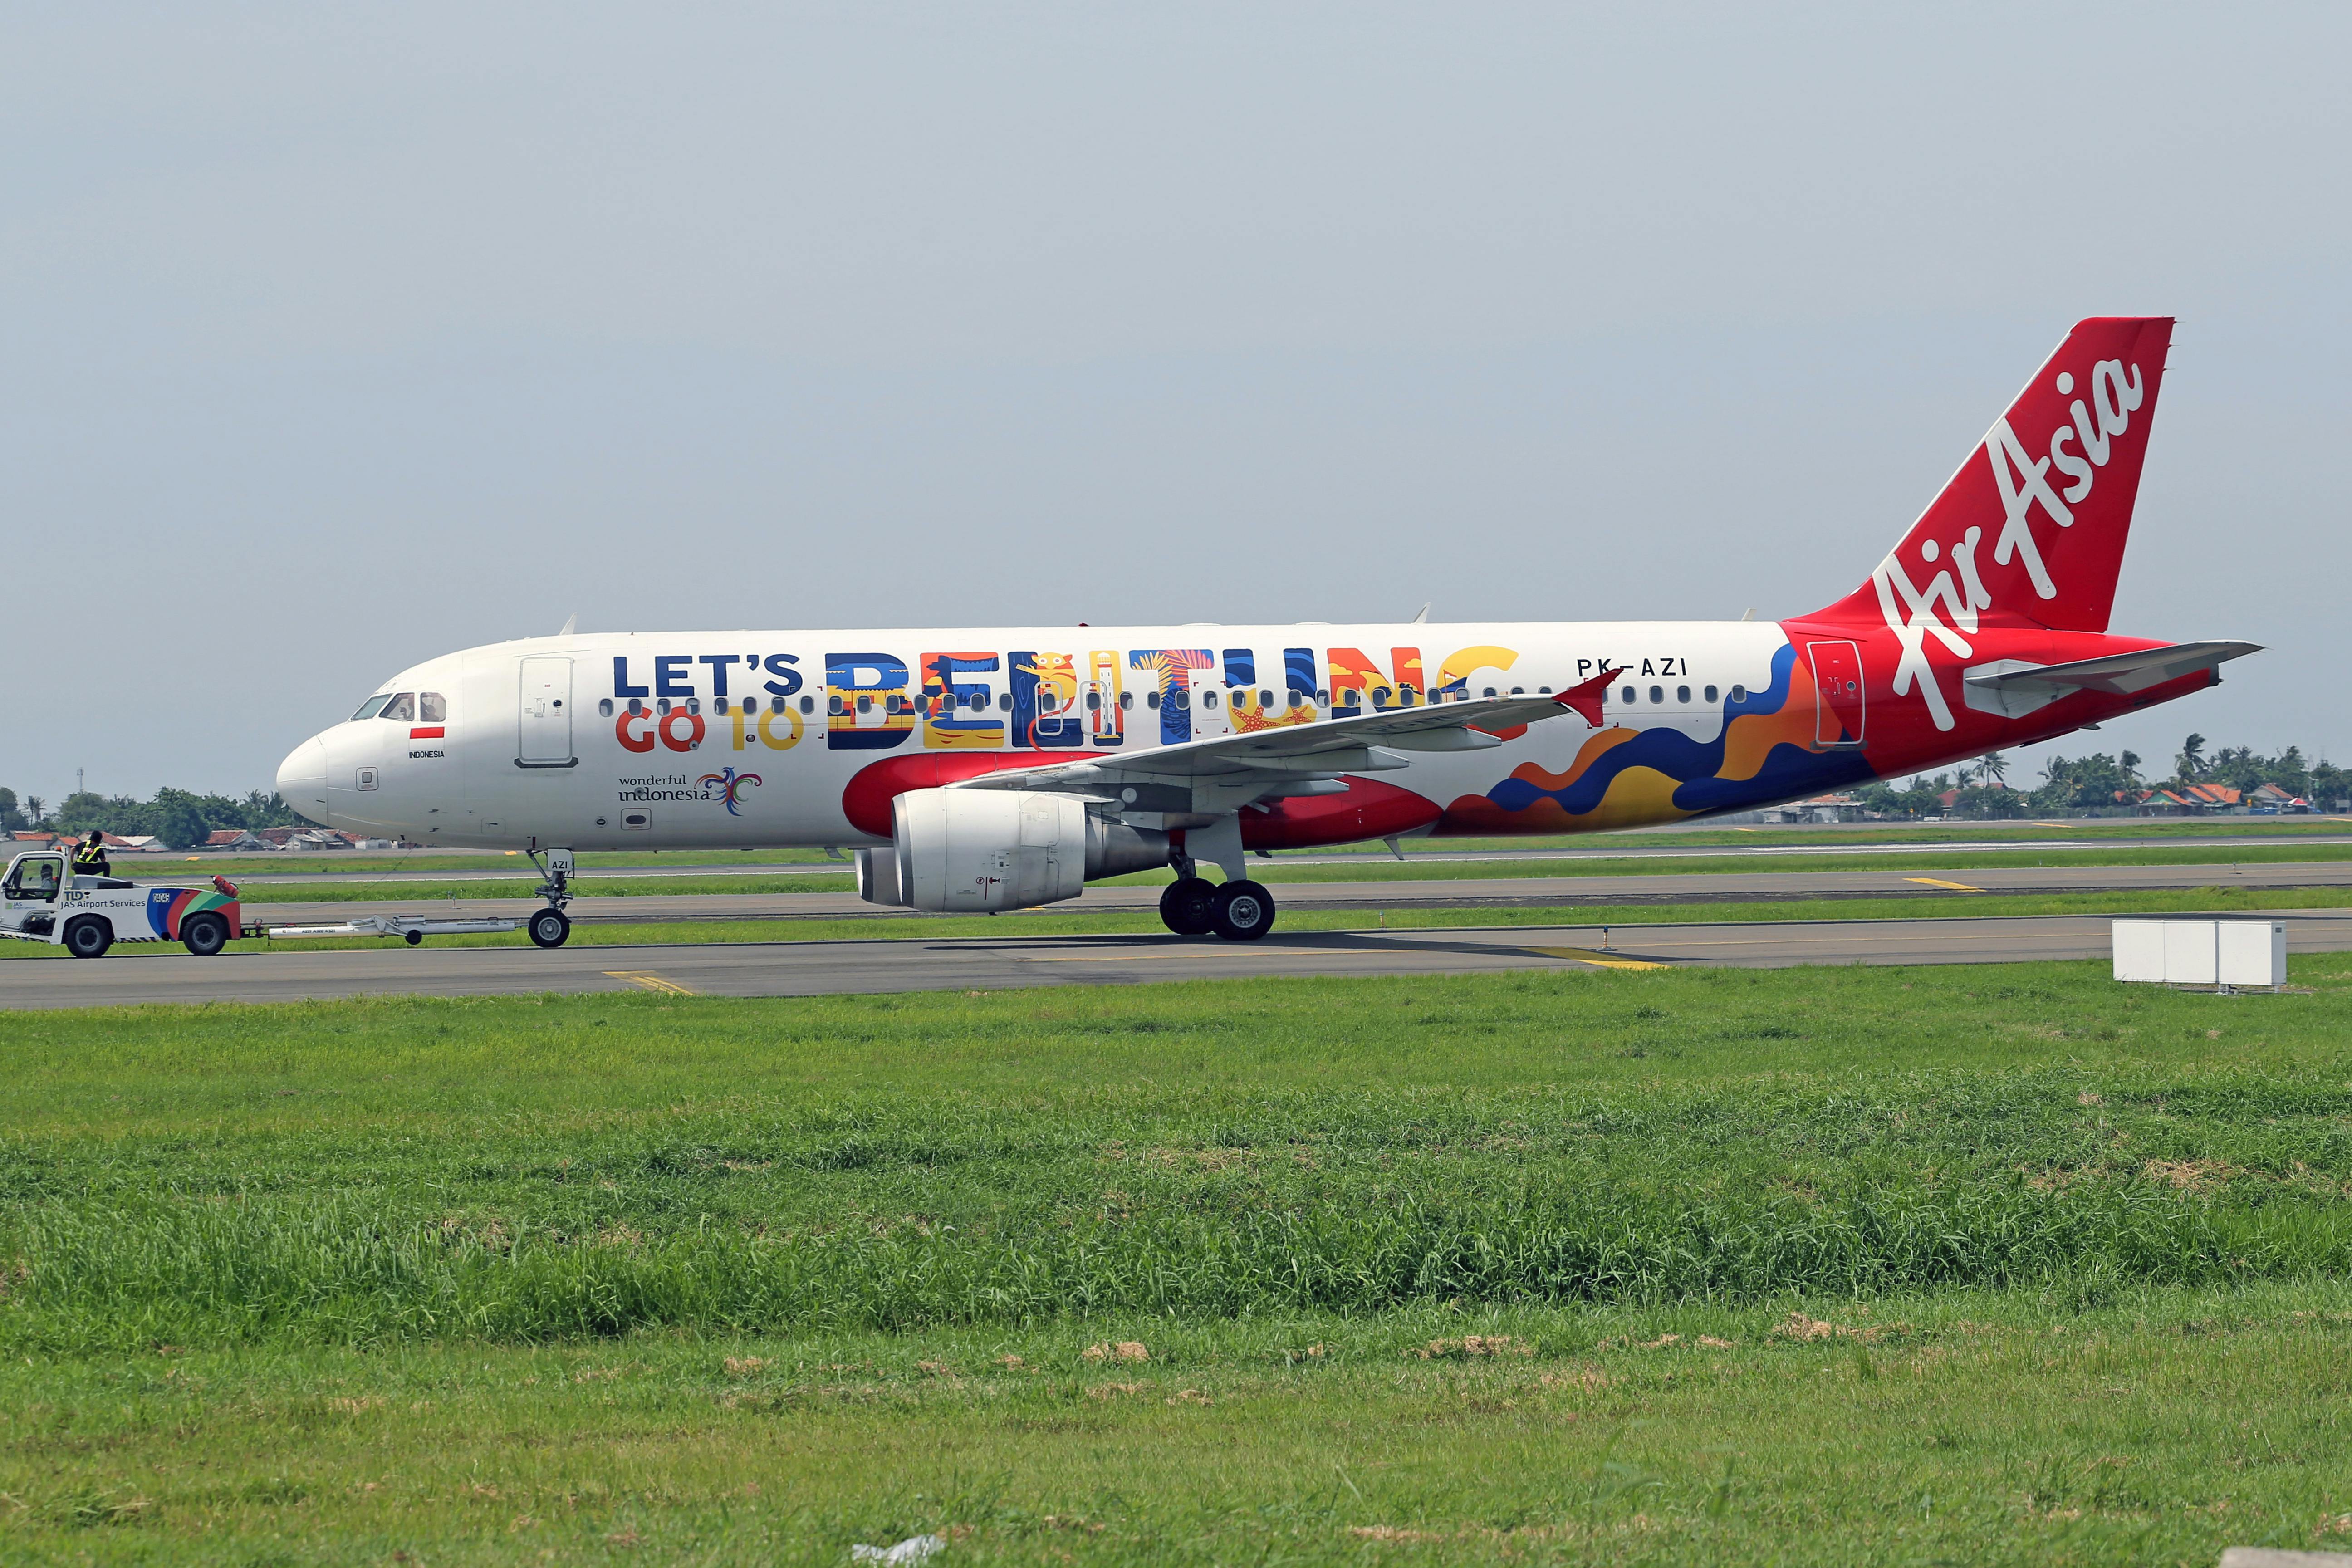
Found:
<box><xmin>0</xmin><ymin>847</ymin><xmax>577</xmax><ymax>957</ymax></box>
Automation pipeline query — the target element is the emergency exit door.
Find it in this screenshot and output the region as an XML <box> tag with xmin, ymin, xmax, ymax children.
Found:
<box><xmin>517</xmin><ymin>657</ymin><xmax>576</xmax><ymax>766</ymax></box>
<box><xmin>1807</xmin><ymin>640</ymin><xmax>1865</xmax><ymax>747</ymax></box>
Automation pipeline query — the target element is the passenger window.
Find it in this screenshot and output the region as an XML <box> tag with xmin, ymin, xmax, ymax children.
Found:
<box><xmin>1537</xmin><ymin>686</ymin><xmax>1552</xmax><ymax>695</ymax></box>
<box><xmin>1203</xmin><ymin>690</ymin><xmax>1219</xmax><ymax>710</ymax></box>
<box><xmin>858</xmin><ymin>696</ymin><xmax>874</xmax><ymax>715</ymax></box>
<box><xmin>1729</xmin><ymin>685</ymin><xmax>1746</xmax><ymax>703</ymax></box>
<box><xmin>598</xmin><ymin>698</ymin><xmax>613</xmax><ymax>717</ymax></box>
<box><xmin>348</xmin><ymin>695</ymin><xmax>392</xmax><ymax>721</ymax></box>
<box><xmin>381</xmin><ymin>692</ymin><xmax>415</xmax><ymax>722</ymax></box>
<box><xmin>1620</xmin><ymin>686</ymin><xmax>1636</xmax><ymax>704</ymax></box>
<box><xmin>419</xmin><ymin>692</ymin><xmax>446</xmax><ymax>723</ymax></box>
<box><xmin>657</xmin><ymin>698</ymin><xmax>671</xmax><ymax>715</ymax></box>
<box><xmin>1176</xmin><ymin>690</ymin><xmax>1191</xmax><ymax>711</ymax></box>
<box><xmin>803</xmin><ymin>695</ymin><xmax>818</xmax><ymax>715</ymax></box>
<box><xmin>1146</xmin><ymin>691</ymin><xmax>1161</xmax><ymax>710</ymax></box>
<box><xmin>1259</xmin><ymin>689</ymin><xmax>1273</xmax><ymax>707</ymax></box>
<box><xmin>1705</xmin><ymin>685</ymin><xmax>1719</xmax><ymax>703</ymax></box>
<box><xmin>1649</xmin><ymin>686</ymin><xmax>1663</xmax><ymax>704</ymax></box>
<box><xmin>1086</xmin><ymin>691</ymin><xmax>1102</xmax><ymax>711</ymax></box>
<box><xmin>1317</xmin><ymin>689</ymin><xmax>1330</xmax><ymax>705</ymax></box>
<box><xmin>627</xmin><ymin>698</ymin><xmax>644</xmax><ymax>716</ymax></box>
<box><xmin>1119</xmin><ymin>691</ymin><xmax>1133</xmax><ymax>710</ymax></box>
<box><xmin>1677</xmin><ymin>685</ymin><xmax>1691</xmax><ymax>704</ymax></box>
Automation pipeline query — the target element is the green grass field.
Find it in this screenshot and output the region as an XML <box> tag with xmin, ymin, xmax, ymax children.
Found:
<box><xmin>3</xmin><ymin>963</ymin><xmax>2352</xmax><ymax>1561</ymax></box>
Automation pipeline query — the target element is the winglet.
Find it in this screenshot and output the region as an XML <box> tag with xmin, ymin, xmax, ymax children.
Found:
<box><xmin>1557</xmin><ymin>664</ymin><xmax>1623</xmax><ymax>728</ymax></box>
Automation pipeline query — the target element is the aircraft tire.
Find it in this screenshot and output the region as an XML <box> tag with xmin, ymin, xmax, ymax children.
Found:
<box><xmin>181</xmin><ymin>912</ymin><xmax>230</xmax><ymax>957</ymax></box>
<box><xmin>528</xmin><ymin>907</ymin><xmax>573</xmax><ymax>949</ymax></box>
<box><xmin>63</xmin><ymin>916</ymin><xmax>113</xmax><ymax>960</ymax></box>
<box><xmin>1159</xmin><ymin>877</ymin><xmax>1218</xmax><ymax>937</ymax></box>
<box><xmin>1210</xmin><ymin>880</ymin><xmax>1277</xmax><ymax>942</ymax></box>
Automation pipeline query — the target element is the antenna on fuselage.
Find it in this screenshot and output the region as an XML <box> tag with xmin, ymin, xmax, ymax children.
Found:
<box><xmin>1740</xmin><ymin>608</ymin><xmax>1755</xmax><ymax>621</ymax></box>
<box><xmin>1411</xmin><ymin>603</ymin><xmax>1429</xmax><ymax>623</ymax></box>
<box><xmin>559</xmin><ymin>611</ymin><xmax>578</xmax><ymax>636</ymax></box>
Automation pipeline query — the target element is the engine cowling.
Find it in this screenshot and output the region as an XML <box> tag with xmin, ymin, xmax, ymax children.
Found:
<box><xmin>871</xmin><ymin>789</ymin><xmax>1170</xmax><ymax>912</ymax></box>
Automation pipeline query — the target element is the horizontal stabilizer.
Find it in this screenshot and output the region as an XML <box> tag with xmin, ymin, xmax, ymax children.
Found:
<box><xmin>1961</xmin><ymin>641</ymin><xmax>2259</xmax><ymax>720</ymax></box>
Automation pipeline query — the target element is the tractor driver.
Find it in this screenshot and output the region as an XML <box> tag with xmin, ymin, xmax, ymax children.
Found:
<box><xmin>71</xmin><ymin>831</ymin><xmax>110</xmax><ymax>879</ymax></box>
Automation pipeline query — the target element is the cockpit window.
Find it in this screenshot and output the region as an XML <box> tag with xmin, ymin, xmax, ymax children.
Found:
<box><xmin>350</xmin><ymin>695</ymin><xmax>393</xmax><ymax>722</ymax></box>
<box><xmin>380</xmin><ymin>693</ymin><xmax>416</xmax><ymax>722</ymax></box>
<box><xmin>418</xmin><ymin>692</ymin><xmax>446</xmax><ymax>723</ymax></box>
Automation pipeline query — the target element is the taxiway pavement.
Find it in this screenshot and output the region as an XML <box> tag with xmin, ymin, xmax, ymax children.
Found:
<box><xmin>5</xmin><ymin>909</ymin><xmax>2347</xmax><ymax>1011</ymax></box>
<box><xmin>234</xmin><ymin>857</ymin><xmax>2352</xmax><ymax>926</ymax></box>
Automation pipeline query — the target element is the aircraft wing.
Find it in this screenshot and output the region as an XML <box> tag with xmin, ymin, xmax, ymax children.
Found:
<box><xmin>1961</xmin><ymin>641</ymin><xmax>2260</xmax><ymax>720</ymax></box>
<box><xmin>946</xmin><ymin>692</ymin><xmax>1584</xmax><ymax>794</ymax></box>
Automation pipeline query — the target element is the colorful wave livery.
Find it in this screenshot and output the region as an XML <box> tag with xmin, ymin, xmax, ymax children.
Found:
<box><xmin>1442</xmin><ymin>644</ymin><xmax>1873</xmax><ymax>832</ymax></box>
<box><xmin>145</xmin><ymin>886</ymin><xmax>240</xmax><ymax>940</ymax></box>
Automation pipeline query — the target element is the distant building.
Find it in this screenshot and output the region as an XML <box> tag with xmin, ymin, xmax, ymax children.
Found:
<box><xmin>204</xmin><ymin>828</ymin><xmax>270</xmax><ymax>851</ymax></box>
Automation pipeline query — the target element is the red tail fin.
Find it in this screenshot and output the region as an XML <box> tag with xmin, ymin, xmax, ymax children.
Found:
<box><xmin>1812</xmin><ymin>317</ymin><xmax>2172</xmax><ymax>634</ymax></box>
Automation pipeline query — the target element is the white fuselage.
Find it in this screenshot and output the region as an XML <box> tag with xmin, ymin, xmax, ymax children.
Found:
<box><xmin>276</xmin><ymin>621</ymin><xmax>1803</xmax><ymax>851</ymax></box>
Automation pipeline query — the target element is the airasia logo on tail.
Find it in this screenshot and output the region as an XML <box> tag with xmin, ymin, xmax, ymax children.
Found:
<box><xmin>1870</xmin><ymin>357</ymin><xmax>2146</xmax><ymax>731</ymax></box>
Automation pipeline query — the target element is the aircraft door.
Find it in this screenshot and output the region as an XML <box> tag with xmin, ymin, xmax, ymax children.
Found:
<box><xmin>518</xmin><ymin>657</ymin><xmax>577</xmax><ymax>766</ymax></box>
<box><xmin>1806</xmin><ymin>640</ymin><xmax>1865</xmax><ymax>747</ymax></box>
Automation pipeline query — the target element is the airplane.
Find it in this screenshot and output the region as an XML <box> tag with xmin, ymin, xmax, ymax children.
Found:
<box><xmin>277</xmin><ymin>316</ymin><xmax>2256</xmax><ymax>949</ymax></box>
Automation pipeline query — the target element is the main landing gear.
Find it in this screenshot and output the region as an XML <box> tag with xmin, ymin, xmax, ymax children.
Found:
<box><xmin>1158</xmin><ymin>866</ymin><xmax>1278</xmax><ymax>942</ymax></box>
<box><xmin>525</xmin><ymin>846</ymin><xmax>575</xmax><ymax>949</ymax></box>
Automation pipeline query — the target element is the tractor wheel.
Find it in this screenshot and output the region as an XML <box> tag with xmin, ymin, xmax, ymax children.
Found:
<box><xmin>181</xmin><ymin>912</ymin><xmax>230</xmax><ymax>957</ymax></box>
<box><xmin>63</xmin><ymin>916</ymin><xmax>113</xmax><ymax>959</ymax></box>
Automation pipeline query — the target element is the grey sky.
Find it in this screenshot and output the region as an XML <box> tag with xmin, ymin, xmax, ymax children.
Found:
<box><xmin>5</xmin><ymin>4</ymin><xmax>2345</xmax><ymax>803</ymax></box>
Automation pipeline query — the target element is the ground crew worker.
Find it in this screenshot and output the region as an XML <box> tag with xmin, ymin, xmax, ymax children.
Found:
<box><xmin>71</xmin><ymin>831</ymin><xmax>109</xmax><ymax>879</ymax></box>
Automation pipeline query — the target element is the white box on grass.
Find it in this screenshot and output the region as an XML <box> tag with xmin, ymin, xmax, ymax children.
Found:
<box><xmin>2111</xmin><ymin>920</ymin><xmax>2171</xmax><ymax>983</ymax></box>
<box><xmin>2162</xmin><ymin>920</ymin><xmax>2219</xmax><ymax>985</ymax></box>
<box><xmin>2217</xmin><ymin>921</ymin><xmax>2288</xmax><ymax>987</ymax></box>
<box><xmin>2112</xmin><ymin>918</ymin><xmax>2288</xmax><ymax>987</ymax></box>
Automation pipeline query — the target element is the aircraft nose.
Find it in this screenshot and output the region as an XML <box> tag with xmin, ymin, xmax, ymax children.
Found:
<box><xmin>276</xmin><ymin>736</ymin><xmax>330</xmax><ymax>826</ymax></box>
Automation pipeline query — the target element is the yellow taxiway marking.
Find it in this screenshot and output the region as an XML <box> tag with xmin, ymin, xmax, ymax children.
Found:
<box><xmin>1905</xmin><ymin>877</ymin><xmax>1984</xmax><ymax>892</ymax></box>
<box><xmin>1018</xmin><ymin>948</ymin><xmax>1386</xmax><ymax>964</ymax></box>
<box><xmin>1517</xmin><ymin>946</ymin><xmax>1671</xmax><ymax>970</ymax></box>
<box><xmin>604</xmin><ymin>970</ymin><xmax>697</xmax><ymax>995</ymax></box>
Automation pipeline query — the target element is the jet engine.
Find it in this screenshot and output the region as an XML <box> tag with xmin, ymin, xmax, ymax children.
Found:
<box><xmin>855</xmin><ymin>789</ymin><xmax>1169</xmax><ymax>911</ymax></box>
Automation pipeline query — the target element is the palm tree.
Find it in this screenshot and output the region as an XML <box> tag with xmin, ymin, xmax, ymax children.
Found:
<box><xmin>22</xmin><ymin>795</ymin><xmax>44</xmax><ymax>828</ymax></box>
<box><xmin>2120</xmin><ymin>750</ymin><xmax>2141</xmax><ymax>785</ymax></box>
<box><xmin>1980</xmin><ymin>750</ymin><xmax>2009</xmax><ymax>785</ymax></box>
<box><xmin>2177</xmin><ymin>733</ymin><xmax>2207</xmax><ymax>779</ymax></box>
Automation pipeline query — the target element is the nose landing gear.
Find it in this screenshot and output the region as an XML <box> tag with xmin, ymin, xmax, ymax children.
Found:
<box><xmin>525</xmin><ymin>846</ymin><xmax>575</xmax><ymax>949</ymax></box>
